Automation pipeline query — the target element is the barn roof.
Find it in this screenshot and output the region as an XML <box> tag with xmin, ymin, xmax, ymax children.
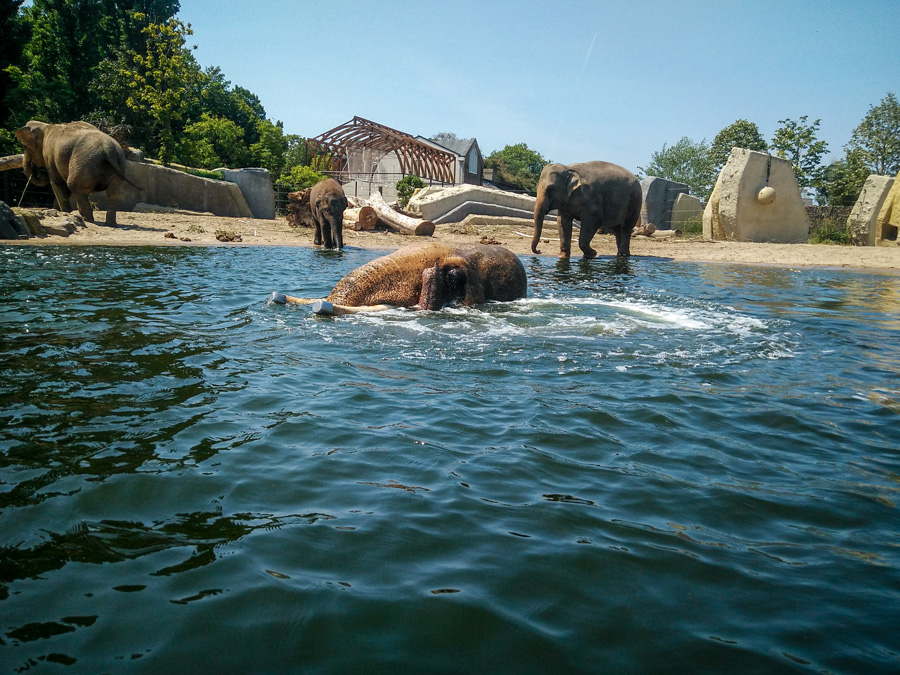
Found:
<box><xmin>308</xmin><ymin>116</ymin><xmax>457</xmax><ymax>183</ymax></box>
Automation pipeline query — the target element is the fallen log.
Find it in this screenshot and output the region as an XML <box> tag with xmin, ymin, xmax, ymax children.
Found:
<box><xmin>347</xmin><ymin>205</ymin><xmax>377</xmax><ymax>231</ymax></box>
<box><xmin>366</xmin><ymin>191</ymin><xmax>434</xmax><ymax>236</ymax></box>
<box><xmin>0</xmin><ymin>154</ymin><xmax>24</xmax><ymax>172</ymax></box>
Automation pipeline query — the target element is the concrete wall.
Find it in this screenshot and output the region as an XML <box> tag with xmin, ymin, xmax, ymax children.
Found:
<box><xmin>92</xmin><ymin>161</ymin><xmax>253</xmax><ymax>218</ymax></box>
<box><xmin>641</xmin><ymin>177</ymin><xmax>690</xmax><ymax>229</ymax></box>
<box><xmin>703</xmin><ymin>148</ymin><xmax>809</xmax><ymax>243</ymax></box>
<box><xmin>670</xmin><ymin>192</ymin><xmax>704</xmax><ymax>228</ymax></box>
<box><xmin>407</xmin><ymin>184</ymin><xmax>538</xmax><ymax>223</ymax></box>
<box><xmin>220</xmin><ymin>168</ymin><xmax>275</xmax><ymax>219</ymax></box>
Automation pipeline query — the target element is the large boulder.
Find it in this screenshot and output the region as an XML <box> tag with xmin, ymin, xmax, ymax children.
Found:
<box><xmin>220</xmin><ymin>168</ymin><xmax>276</xmax><ymax>219</ymax></box>
<box><xmin>847</xmin><ymin>174</ymin><xmax>895</xmax><ymax>246</ymax></box>
<box><xmin>0</xmin><ymin>200</ymin><xmax>28</xmax><ymax>239</ymax></box>
<box><xmin>703</xmin><ymin>148</ymin><xmax>809</xmax><ymax>243</ymax></box>
<box><xmin>641</xmin><ymin>177</ymin><xmax>690</xmax><ymax>229</ymax></box>
<box><xmin>875</xmin><ymin>170</ymin><xmax>900</xmax><ymax>245</ymax></box>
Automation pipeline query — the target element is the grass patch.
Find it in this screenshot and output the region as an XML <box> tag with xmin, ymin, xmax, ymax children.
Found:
<box><xmin>809</xmin><ymin>219</ymin><xmax>851</xmax><ymax>245</ymax></box>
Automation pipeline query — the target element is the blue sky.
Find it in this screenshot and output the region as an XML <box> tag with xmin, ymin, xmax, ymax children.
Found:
<box><xmin>177</xmin><ymin>0</ymin><xmax>897</xmax><ymax>172</ymax></box>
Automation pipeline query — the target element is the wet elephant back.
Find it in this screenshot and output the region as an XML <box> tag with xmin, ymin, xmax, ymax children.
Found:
<box><xmin>327</xmin><ymin>242</ymin><xmax>455</xmax><ymax>307</ymax></box>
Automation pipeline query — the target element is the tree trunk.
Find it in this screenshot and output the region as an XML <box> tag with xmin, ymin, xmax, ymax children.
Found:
<box><xmin>366</xmin><ymin>191</ymin><xmax>435</xmax><ymax>236</ymax></box>
<box><xmin>0</xmin><ymin>155</ymin><xmax>24</xmax><ymax>172</ymax></box>
<box><xmin>347</xmin><ymin>205</ymin><xmax>377</xmax><ymax>231</ymax></box>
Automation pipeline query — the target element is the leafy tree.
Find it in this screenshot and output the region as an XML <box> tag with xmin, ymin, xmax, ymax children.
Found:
<box><xmin>846</xmin><ymin>92</ymin><xmax>900</xmax><ymax>176</ymax></box>
<box><xmin>175</xmin><ymin>113</ymin><xmax>248</xmax><ymax>168</ymax></box>
<box><xmin>770</xmin><ymin>116</ymin><xmax>828</xmax><ymax>188</ymax></box>
<box><xmin>638</xmin><ymin>136</ymin><xmax>715</xmax><ymax>199</ymax></box>
<box><xmin>485</xmin><ymin>142</ymin><xmax>548</xmax><ymax>192</ymax></box>
<box><xmin>123</xmin><ymin>16</ymin><xmax>200</xmax><ymax>163</ymax></box>
<box><xmin>816</xmin><ymin>148</ymin><xmax>870</xmax><ymax>206</ymax></box>
<box><xmin>708</xmin><ymin>119</ymin><xmax>768</xmax><ymax>173</ymax></box>
<box><xmin>279</xmin><ymin>164</ymin><xmax>324</xmax><ymax>190</ymax></box>
<box><xmin>0</xmin><ymin>0</ymin><xmax>29</xmax><ymax>128</ymax></box>
<box><xmin>396</xmin><ymin>174</ymin><xmax>425</xmax><ymax>208</ymax></box>
<box><xmin>281</xmin><ymin>134</ymin><xmax>316</xmax><ymax>173</ymax></box>
<box><xmin>250</xmin><ymin>118</ymin><xmax>287</xmax><ymax>176</ymax></box>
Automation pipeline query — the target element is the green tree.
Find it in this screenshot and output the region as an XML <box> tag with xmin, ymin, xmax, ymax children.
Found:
<box><xmin>123</xmin><ymin>16</ymin><xmax>200</xmax><ymax>163</ymax></box>
<box><xmin>770</xmin><ymin>116</ymin><xmax>828</xmax><ymax>188</ymax></box>
<box><xmin>638</xmin><ymin>136</ymin><xmax>715</xmax><ymax>199</ymax></box>
<box><xmin>175</xmin><ymin>113</ymin><xmax>248</xmax><ymax>168</ymax></box>
<box><xmin>1</xmin><ymin>0</ymin><xmax>29</xmax><ymax>129</ymax></box>
<box><xmin>485</xmin><ymin>142</ymin><xmax>548</xmax><ymax>192</ymax></box>
<box><xmin>846</xmin><ymin>92</ymin><xmax>900</xmax><ymax>176</ymax></box>
<box><xmin>396</xmin><ymin>174</ymin><xmax>425</xmax><ymax>208</ymax></box>
<box><xmin>708</xmin><ymin>119</ymin><xmax>768</xmax><ymax>173</ymax></box>
<box><xmin>279</xmin><ymin>164</ymin><xmax>324</xmax><ymax>190</ymax></box>
<box><xmin>816</xmin><ymin>148</ymin><xmax>870</xmax><ymax>206</ymax></box>
<box><xmin>250</xmin><ymin>118</ymin><xmax>287</xmax><ymax>176</ymax></box>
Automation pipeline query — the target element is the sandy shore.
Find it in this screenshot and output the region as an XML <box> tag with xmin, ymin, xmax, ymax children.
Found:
<box><xmin>6</xmin><ymin>209</ymin><xmax>900</xmax><ymax>272</ymax></box>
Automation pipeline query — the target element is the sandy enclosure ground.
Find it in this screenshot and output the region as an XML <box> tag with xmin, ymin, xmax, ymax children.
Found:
<box><xmin>6</xmin><ymin>210</ymin><xmax>900</xmax><ymax>272</ymax></box>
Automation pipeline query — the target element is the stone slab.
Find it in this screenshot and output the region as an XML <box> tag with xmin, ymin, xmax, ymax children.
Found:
<box><xmin>847</xmin><ymin>175</ymin><xmax>894</xmax><ymax>246</ymax></box>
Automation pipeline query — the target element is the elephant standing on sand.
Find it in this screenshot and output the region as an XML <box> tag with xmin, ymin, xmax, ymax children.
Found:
<box><xmin>310</xmin><ymin>177</ymin><xmax>348</xmax><ymax>249</ymax></box>
<box><xmin>271</xmin><ymin>241</ymin><xmax>527</xmax><ymax>315</ymax></box>
<box><xmin>532</xmin><ymin>161</ymin><xmax>642</xmax><ymax>258</ymax></box>
<box><xmin>16</xmin><ymin>120</ymin><xmax>137</xmax><ymax>227</ymax></box>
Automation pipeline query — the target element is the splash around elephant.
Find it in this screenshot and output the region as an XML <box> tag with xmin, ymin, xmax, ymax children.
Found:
<box><xmin>533</xmin><ymin>160</ymin><xmax>642</xmax><ymax>258</ymax></box>
<box><xmin>16</xmin><ymin>120</ymin><xmax>137</xmax><ymax>227</ymax></box>
<box><xmin>270</xmin><ymin>241</ymin><xmax>527</xmax><ymax>315</ymax></box>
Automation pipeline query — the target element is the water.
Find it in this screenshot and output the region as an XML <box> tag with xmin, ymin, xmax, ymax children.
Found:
<box><xmin>1</xmin><ymin>244</ymin><xmax>899</xmax><ymax>674</ymax></box>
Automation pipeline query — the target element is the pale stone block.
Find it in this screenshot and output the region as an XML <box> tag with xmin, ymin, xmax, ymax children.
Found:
<box><xmin>670</xmin><ymin>193</ymin><xmax>704</xmax><ymax>228</ymax></box>
<box><xmin>702</xmin><ymin>148</ymin><xmax>809</xmax><ymax>243</ymax></box>
<box><xmin>847</xmin><ymin>175</ymin><xmax>894</xmax><ymax>246</ymax></box>
<box><xmin>406</xmin><ymin>184</ymin><xmax>537</xmax><ymax>222</ymax></box>
<box><xmin>876</xmin><ymin>170</ymin><xmax>900</xmax><ymax>245</ymax></box>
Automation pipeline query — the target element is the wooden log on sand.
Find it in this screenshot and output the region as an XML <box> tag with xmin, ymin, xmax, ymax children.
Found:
<box><xmin>366</xmin><ymin>191</ymin><xmax>434</xmax><ymax>236</ymax></box>
<box><xmin>0</xmin><ymin>155</ymin><xmax>24</xmax><ymax>172</ymax></box>
<box><xmin>347</xmin><ymin>205</ymin><xmax>377</xmax><ymax>231</ymax></box>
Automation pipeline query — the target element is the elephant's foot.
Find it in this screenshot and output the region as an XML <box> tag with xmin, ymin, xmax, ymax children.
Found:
<box><xmin>558</xmin><ymin>251</ymin><xmax>571</xmax><ymax>259</ymax></box>
<box><xmin>581</xmin><ymin>248</ymin><xmax>598</xmax><ymax>259</ymax></box>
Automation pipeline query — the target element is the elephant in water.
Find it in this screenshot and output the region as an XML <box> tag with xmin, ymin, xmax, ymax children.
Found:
<box><xmin>16</xmin><ymin>120</ymin><xmax>137</xmax><ymax>227</ymax></box>
<box><xmin>533</xmin><ymin>160</ymin><xmax>642</xmax><ymax>258</ymax></box>
<box><xmin>271</xmin><ymin>242</ymin><xmax>527</xmax><ymax>315</ymax></box>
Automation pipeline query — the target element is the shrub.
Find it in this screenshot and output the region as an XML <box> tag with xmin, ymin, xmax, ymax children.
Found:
<box><xmin>809</xmin><ymin>219</ymin><xmax>851</xmax><ymax>245</ymax></box>
<box><xmin>279</xmin><ymin>165</ymin><xmax>325</xmax><ymax>190</ymax></box>
<box><xmin>396</xmin><ymin>174</ymin><xmax>426</xmax><ymax>208</ymax></box>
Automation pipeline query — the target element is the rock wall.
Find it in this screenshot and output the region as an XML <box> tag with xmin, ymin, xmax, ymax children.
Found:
<box><xmin>846</xmin><ymin>175</ymin><xmax>894</xmax><ymax>246</ymax></box>
<box><xmin>670</xmin><ymin>193</ymin><xmax>704</xmax><ymax>229</ymax></box>
<box><xmin>406</xmin><ymin>184</ymin><xmax>541</xmax><ymax>224</ymax></box>
<box><xmin>703</xmin><ymin>148</ymin><xmax>809</xmax><ymax>243</ymax></box>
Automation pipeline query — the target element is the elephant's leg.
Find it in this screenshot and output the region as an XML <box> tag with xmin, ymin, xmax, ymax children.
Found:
<box><xmin>72</xmin><ymin>193</ymin><xmax>95</xmax><ymax>224</ymax></box>
<box><xmin>578</xmin><ymin>220</ymin><xmax>598</xmax><ymax>259</ymax></box>
<box><xmin>313</xmin><ymin>215</ymin><xmax>323</xmax><ymax>246</ymax></box>
<box><xmin>558</xmin><ymin>214</ymin><xmax>574</xmax><ymax>258</ymax></box>
<box><xmin>613</xmin><ymin>225</ymin><xmax>631</xmax><ymax>257</ymax></box>
<box><xmin>49</xmin><ymin>180</ymin><xmax>73</xmax><ymax>215</ymax></box>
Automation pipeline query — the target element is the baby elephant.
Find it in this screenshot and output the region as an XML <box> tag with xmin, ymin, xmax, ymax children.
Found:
<box><xmin>271</xmin><ymin>241</ymin><xmax>527</xmax><ymax>315</ymax></box>
<box><xmin>310</xmin><ymin>178</ymin><xmax>348</xmax><ymax>249</ymax></box>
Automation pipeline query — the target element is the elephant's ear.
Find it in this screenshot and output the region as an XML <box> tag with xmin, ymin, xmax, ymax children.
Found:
<box><xmin>566</xmin><ymin>170</ymin><xmax>583</xmax><ymax>198</ymax></box>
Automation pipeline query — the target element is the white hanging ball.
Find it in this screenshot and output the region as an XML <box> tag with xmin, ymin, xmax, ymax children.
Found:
<box><xmin>757</xmin><ymin>186</ymin><xmax>776</xmax><ymax>205</ymax></box>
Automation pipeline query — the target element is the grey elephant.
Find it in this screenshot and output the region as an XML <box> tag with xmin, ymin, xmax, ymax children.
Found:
<box><xmin>532</xmin><ymin>161</ymin><xmax>642</xmax><ymax>258</ymax></box>
<box><xmin>309</xmin><ymin>177</ymin><xmax>348</xmax><ymax>249</ymax></box>
<box><xmin>15</xmin><ymin>120</ymin><xmax>137</xmax><ymax>227</ymax></box>
<box><xmin>271</xmin><ymin>241</ymin><xmax>527</xmax><ymax>315</ymax></box>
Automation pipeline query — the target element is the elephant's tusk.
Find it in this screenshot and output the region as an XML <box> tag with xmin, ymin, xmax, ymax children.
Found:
<box><xmin>18</xmin><ymin>175</ymin><xmax>31</xmax><ymax>207</ymax></box>
<box><xmin>269</xmin><ymin>292</ymin><xmax>319</xmax><ymax>305</ymax></box>
<box><xmin>312</xmin><ymin>300</ymin><xmax>397</xmax><ymax>316</ymax></box>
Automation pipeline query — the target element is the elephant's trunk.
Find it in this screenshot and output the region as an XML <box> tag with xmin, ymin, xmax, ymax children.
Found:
<box><xmin>532</xmin><ymin>194</ymin><xmax>550</xmax><ymax>254</ymax></box>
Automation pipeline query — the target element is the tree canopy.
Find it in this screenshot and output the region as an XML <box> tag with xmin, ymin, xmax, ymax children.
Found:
<box><xmin>709</xmin><ymin>119</ymin><xmax>768</xmax><ymax>173</ymax></box>
<box><xmin>770</xmin><ymin>116</ymin><xmax>828</xmax><ymax>189</ymax></box>
<box><xmin>484</xmin><ymin>143</ymin><xmax>548</xmax><ymax>193</ymax></box>
<box><xmin>638</xmin><ymin>136</ymin><xmax>716</xmax><ymax>199</ymax></box>
<box><xmin>846</xmin><ymin>92</ymin><xmax>900</xmax><ymax>177</ymax></box>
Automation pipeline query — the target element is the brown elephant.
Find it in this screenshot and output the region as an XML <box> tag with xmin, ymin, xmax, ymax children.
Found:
<box><xmin>15</xmin><ymin>120</ymin><xmax>137</xmax><ymax>227</ymax></box>
<box><xmin>533</xmin><ymin>161</ymin><xmax>642</xmax><ymax>258</ymax></box>
<box><xmin>271</xmin><ymin>241</ymin><xmax>527</xmax><ymax>315</ymax></box>
<box><xmin>309</xmin><ymin>177</ymin><xmax>348</xmax><ymax>249</ymax></box>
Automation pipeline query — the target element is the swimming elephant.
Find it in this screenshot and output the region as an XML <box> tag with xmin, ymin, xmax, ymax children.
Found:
<box><xmin>533</xmin><ymin>160</ymin><xmax>642</xmax><ymax>258</ymax></box>
<box><xmin>15</xmin><ymin>120</ymin><xmax>137</xmax><ymax>227</ymax></box>
<box><xmin>271</xmin><ymin>241</ymin><xmax>527</xmax><ymax>315</ymax></box>
<box><xmin>309</xmin><ymin>177</ymin><xmax>348</xmax><ymax>249</ymax></box>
